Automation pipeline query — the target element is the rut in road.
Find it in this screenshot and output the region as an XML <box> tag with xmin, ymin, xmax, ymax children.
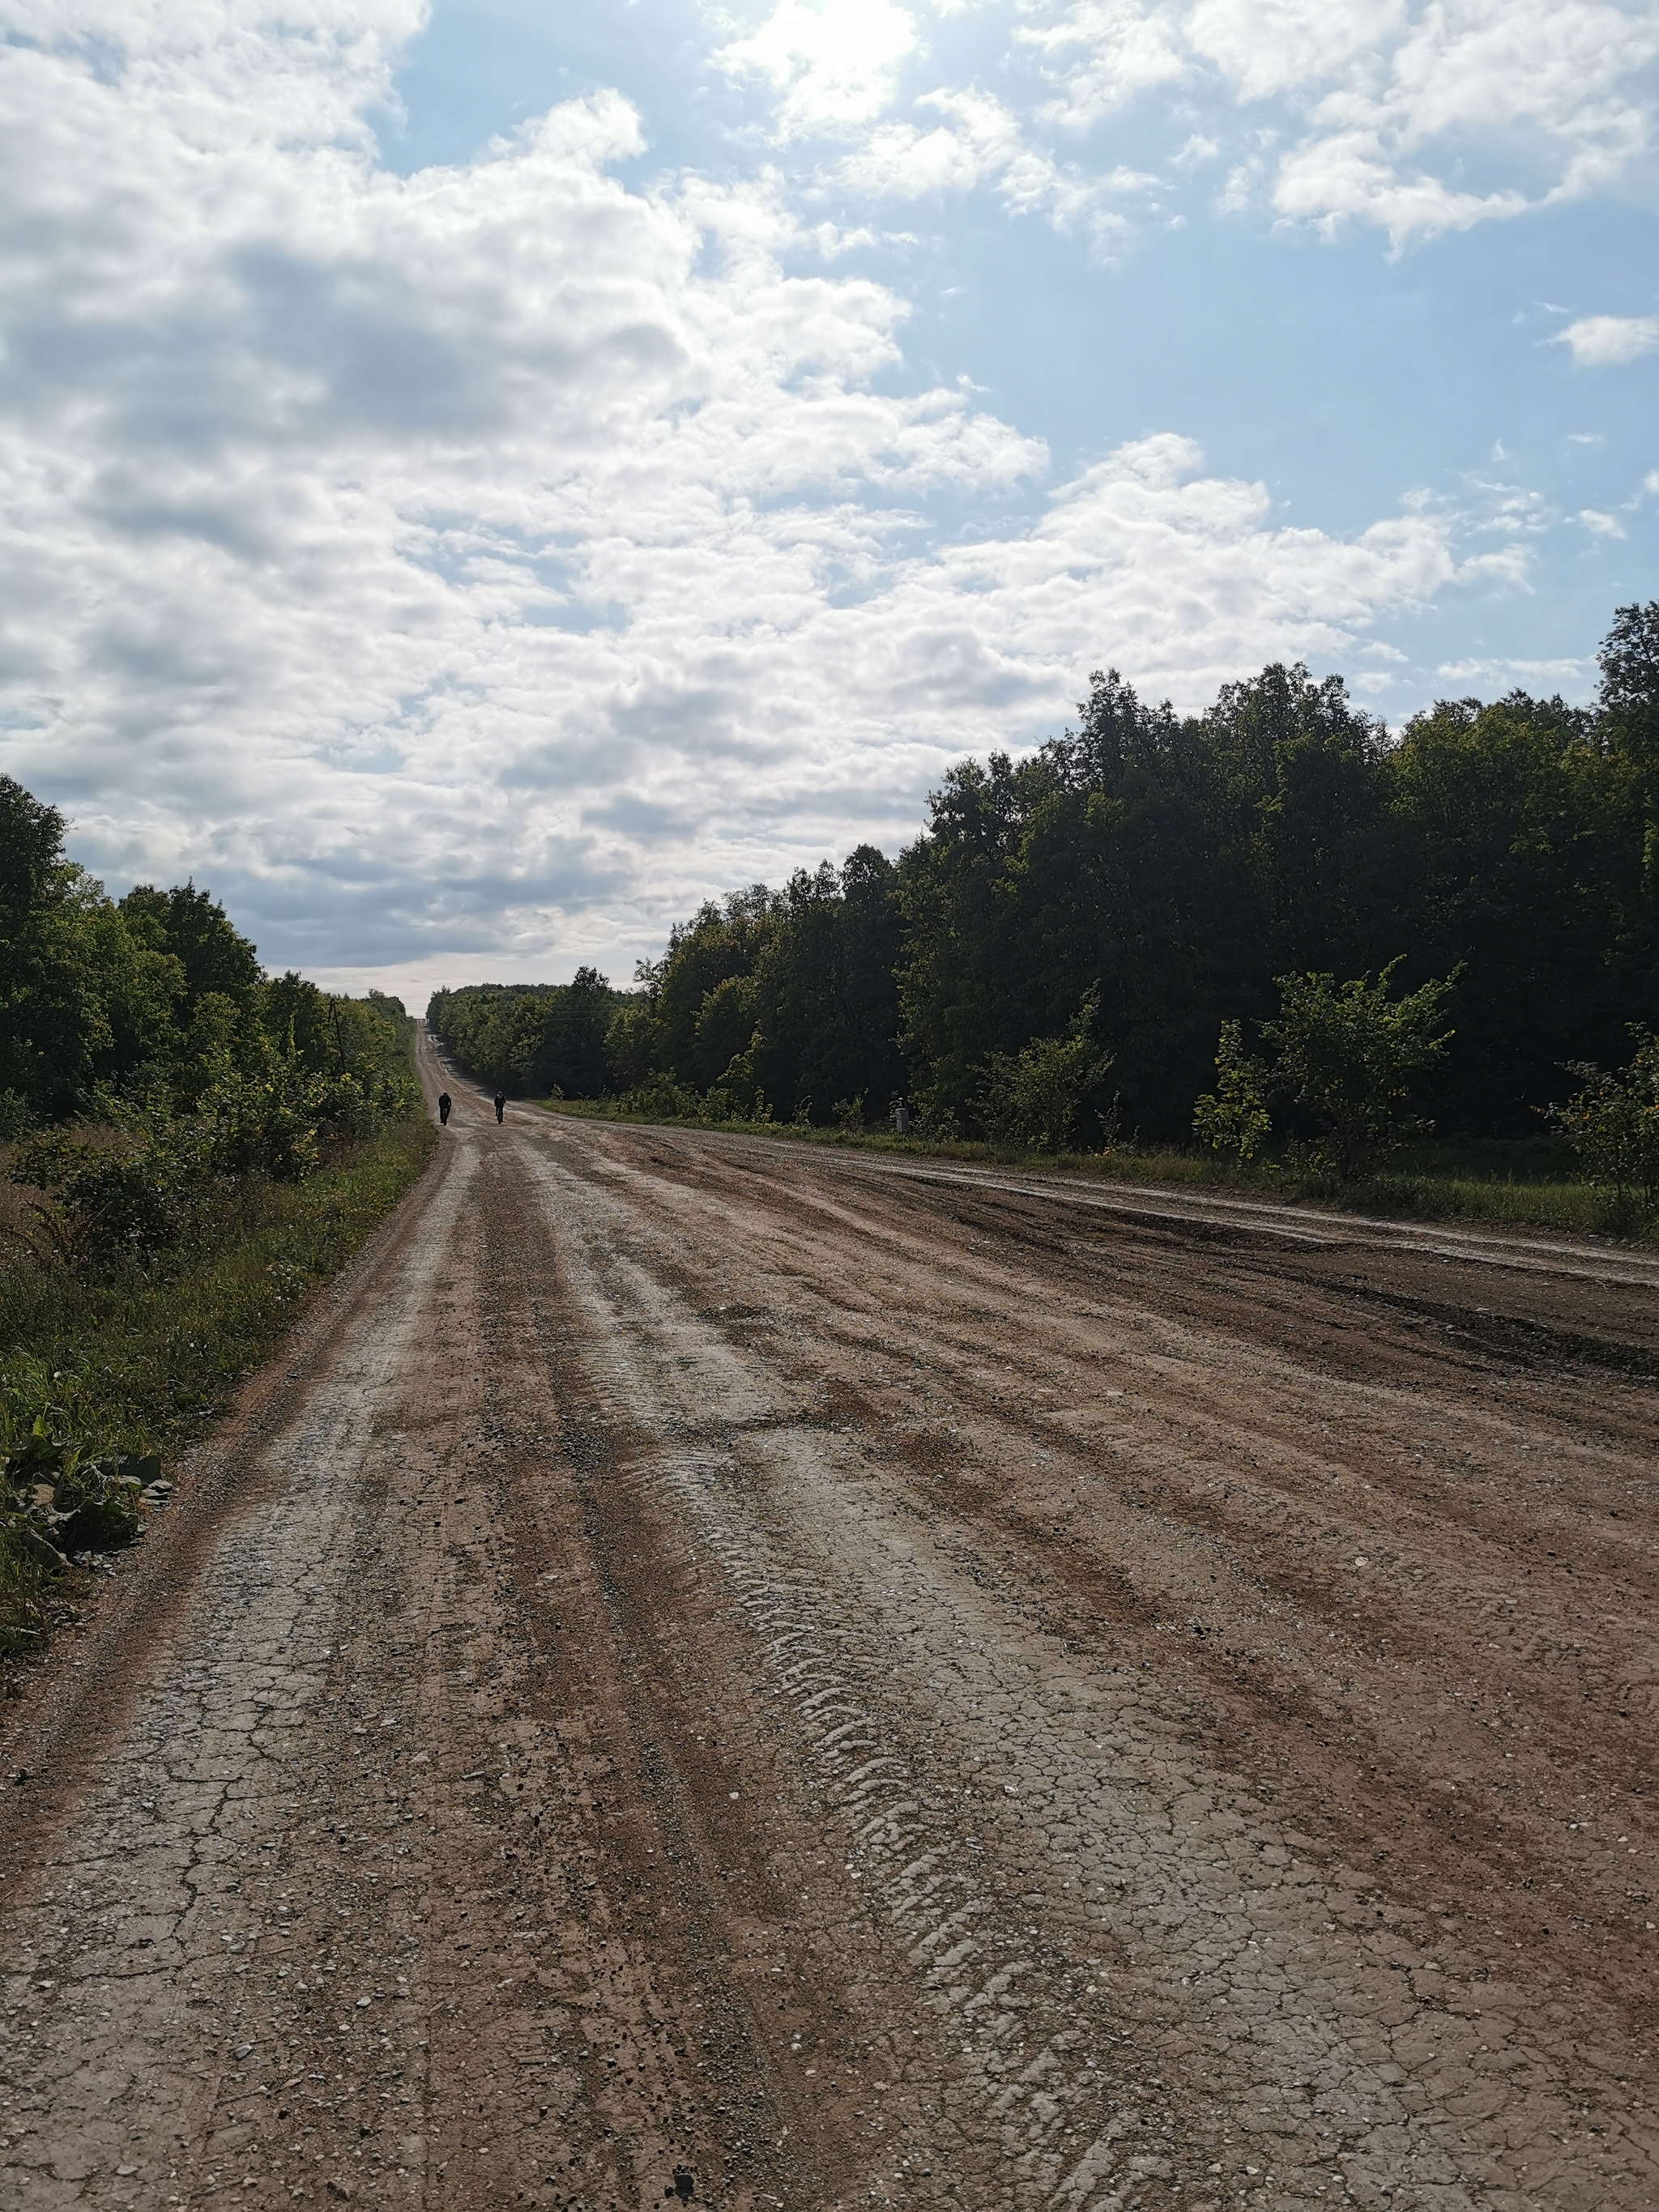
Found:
<box><xmin>1</xmin><ymin>1049</ymin><xmax>1655</xmax><ymax>2211</ymax></box>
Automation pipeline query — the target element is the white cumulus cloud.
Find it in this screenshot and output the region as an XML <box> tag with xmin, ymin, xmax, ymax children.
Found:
<box><xmin>1555</xmin><ymin>313</ymin><xmax>1659</xmax><ymax>365</ymax></box>
<box><xmin>835</xmin><ymin>87</ymin><xmax>1148</xmax><ymax>245</ymax></box>
<box><xmin>0</xmin><ymin>0</ymin><xmax>1506</xmax><ymax>995</ymax></box>
<box><xmin>716</xmin><ymin>0</ymin><xmax>1657</xmax><ymax>253</ymax></box>
<box><xmin>1021</xmin><ymin>0</ymin><xmax>1659</xmax><ymax>244</ymax></box>
<box><xmin>1021</xmin><ymin>0</ymin><xmax>1191</xmax><ymax>126</ymax></box>
<box><xmin>714</xmin><ymin>0</ymin><xmax>922</xmax><ymax>135</ymax></box>
<box><xmin>1436</xmin><ymin>655</ymin><xmax>1593</xmax><ymax>685</ymax></box>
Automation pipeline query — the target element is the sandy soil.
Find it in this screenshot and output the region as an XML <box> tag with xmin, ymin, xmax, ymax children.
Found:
<box><xmin>1</xmin><ymin>1029</ymin><xmax>1654</xmax><ymax>2212</ymax></box>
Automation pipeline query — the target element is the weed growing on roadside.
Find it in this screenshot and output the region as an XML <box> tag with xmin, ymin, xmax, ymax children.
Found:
<box><xmin>0</xmin><ymin>1118</ymin><xmax>434</xmax><ymax>1662</ymax></box>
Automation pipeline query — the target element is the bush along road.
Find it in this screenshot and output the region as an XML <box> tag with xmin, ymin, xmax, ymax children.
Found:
<box><xmin>0</xmin><ymin>1025</ymin><xmax>1654</xmax><ymax>2209</ymax></box>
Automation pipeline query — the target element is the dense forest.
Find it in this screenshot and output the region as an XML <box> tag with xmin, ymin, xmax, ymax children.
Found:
<box><xmin>2</xmin><ymin>776</ymin><xmax>416</xmax><ymax>1130</ymax></box>
<box><xmin>430</xmin><ymin>600</ymin><xmax>1659</xmax><ymax>1165</ymax></box>
<box><xmin>1</xmin><ymin>772</ymin><xmax>421</xmax><ymax>1261</ymax></box>
<box><xmin>426</xmin><ymin>968</ymin><xmax>620</xmax><ymax>1100</ymax></box>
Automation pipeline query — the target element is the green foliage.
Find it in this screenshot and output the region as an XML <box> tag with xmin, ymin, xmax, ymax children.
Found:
<box><xmin>427</xmin><ymin>969</ymin><xmax>621</xmax><ymax>1096</ymax></box>
<box><xmin>1597</xmin><ymin>600</ymin><xmax>1659</xmax><ymax>795</ymax></box>
<box><xmin>711</xmin><ymin>1036</ymin><xmax>765</xmax><ymax>1119</ymax></box>
<box><xmin>696</xmin><ymin>973</ymin><xmax>758</xmax><ymax>1091</ymax></box>
<box><xmin>601</xmin><ymin>613</ymin><xmax>1657</xmax><ymax>1155</ymax></box>
<box><xmin>748</xmin><ymin>852</ymin><xmax>906</xmax><ymax>1123</ymax></box>
<box><xmin>1262</xmin><ymin>960</ymin><xmax>1457</xmax><ymax>1178</ymax></box>
<box><xmin>980</xmin><ymin>993</ymin><xmax>1112</xmax><ymax>1152</ymax></box>
<box><xmin>120</xmin><ymin>881</ymin><xmax>259</xmax><ymax>1008</ymax></box>
<box><xmin>15</xmin><ymin>1114</ymin><xmax>203</xmax><ymax>1264</ymax></box>
<box><xmin>1550</xmin><ymin>1028</ymin><xmax>1659</xmax><ymax>1221</ymax></box>
<box><xmin>0</xmin><ymin>773</ymin><xmax>420</xmax><ymax>1133</ymax></box>
<box><xmin>831</xmin><ymin>1093</ymin><xmax>867</xmax><ymax>1134</ymax></box>
<box><xmin>609</xmin><ymin>859</ymin><xmax>906</xmax><ymax>1127</ymax></box>
<box><xmin>512</xmin><ymin>600</ymin><xmax>1655</xmax><ymax>1175</ymax></box>
<box><xmin>1384</xmin><ymin>689</ymin><xmax>1639</xmax><ymax>1127</ymax></box>
<box><xmin>1192</xmin><ymin>1019</ymin><xmax>1271</xmax><ymax>1163</ymax></box>
<box><xmin>1</xmin><ymin>778</ymin><xmax>153</xmax><ymax>1118</ymax></box>
<box><xmin>1</xmin><ymin>1418</ymin><xmax>148</xmax><ymax>1570</ymax></box>
<box><xmin>0</xmin><ymin>774</ymin><xmax>433</xmax><ymax>1656</ymax></box>
<box><xmin>605</xmin><ymin>991</ymin><xmax>661</xmax><ymax>1093</ymax></box>
<box><xmin>262</xmin><ymin>982</ymin><xmax>421</xmax><ymax>1116</ymax></box>
<box><xmin>892</xmin><ymin>663</ymin><xmax>1397</xmax><ymax>1140</ymax></box>
<box><xmin>0</xmin><ymin>1117</ymin><xmax>434</xmax><ymax>1656</ymax></box>
<box><xmin>650</xmin><ymin>887</ymin><xmax>777</xmax><ymax>1085</ymax></box>
<box><xmin>892</xmin><ymin>620</ymin><xmax>1657</xmax><ymax>1142</ymax></box>
<box><xmin>10</xmin><ymin>1012</ymin><xmax>420</xmax><ymax>1271</ymax></box>
<box><xmin>907</xmin><ymin>1089</ymin><xmax>961</xmax><ymax>1141</ymax></box>
<box><xmin>623</xmin><ymin>1072</ymin><xmax>702</xmax><ymax>1120</ymax></box>
<box><xmin>546</xmin><ymin>967</ymin><xmax>617</xmax><ymax>1097</ymax></box>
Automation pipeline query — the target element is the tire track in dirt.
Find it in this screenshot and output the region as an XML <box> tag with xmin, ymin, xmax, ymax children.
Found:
<box><xmin>558</xmin><ymin>1127</ymin><xmax>1658</xmax><ymax>1971</ymax></box>
<box><xmin>517</xmin><ymin>1120</ymin><xmax>1658</xmax><ymax>2209</ymax></box>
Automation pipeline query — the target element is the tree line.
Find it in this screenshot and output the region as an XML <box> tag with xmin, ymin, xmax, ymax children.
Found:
<box><xmin>1</xmin><ymin>778</ymin><xmax>432</xmax><ymax>1604</ymax></box>
<box><xmin>2</xmin><ymin>774</ymin><xmax>420</xmax><ymax>1259</ymax></box>
<box><xmin>429</xmin><ymin>602</ymin><xmax>1659</xmax><ymax>1178</ymax></box>
<box><xmin>425</xmin><ymin>970</ymin><xmax>618</xmax><ymax>1100</ymax></box>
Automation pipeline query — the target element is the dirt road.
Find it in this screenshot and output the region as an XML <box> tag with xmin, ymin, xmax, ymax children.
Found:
<box><xmin>2</xmin><ymin>1031</ymin><xmax>1655</xmax><ymax>2212</ymax></box>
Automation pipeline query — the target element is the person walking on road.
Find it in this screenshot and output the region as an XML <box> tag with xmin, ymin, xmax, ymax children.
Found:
<box><xmin>494</xmin><ymin>1089</ymin><xmax>506</xmax><ymax>1123</ymax></box>
<box><xmin>437</xmin><ymin>1092</ymin><xmax>451</xmax><ymax>1126</ymax></box>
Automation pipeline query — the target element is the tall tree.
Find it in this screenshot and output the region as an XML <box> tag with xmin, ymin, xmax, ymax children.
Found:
<box><xmin>119</xmin><ymin>883</ymin><xmax>260</xmax><ymax>1011</ymax></box>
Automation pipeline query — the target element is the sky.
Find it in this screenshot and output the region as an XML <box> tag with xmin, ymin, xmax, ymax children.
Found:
<box><xmin>2</xmin><ymin>0</ymin><xmax>1657</xmax><ymax>1004</ymax></box>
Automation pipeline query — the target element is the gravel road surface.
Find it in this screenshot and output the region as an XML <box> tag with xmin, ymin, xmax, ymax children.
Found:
<box><xmin>2</xmin><ymin>1028</ymin><xmax>1654</xmax><ymax>2212</ymax></box>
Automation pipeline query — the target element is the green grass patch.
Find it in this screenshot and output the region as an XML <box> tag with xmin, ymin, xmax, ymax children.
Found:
<box><xmin>0</xmin><ymin>1116</ymin><xmax>435</xmax><ymax>1661</ymax></box>
<box><xmin>541</xmin><ymin>1097</ymin><xmax>1649</xmax><ymax>1244</ymax></box>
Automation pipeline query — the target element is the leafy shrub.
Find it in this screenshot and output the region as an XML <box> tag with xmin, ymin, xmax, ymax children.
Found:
<box><xmin>1</xmin><ymin>1415</ymin><xmax>151</xmax><ymax>1563</ymax></box>
<box><xmin>1263</xmin><ymin>960</ymin><xmax>1457</xmax><ymax>1178</ymax></box>
<box><xmin>694</xmin><ymin>975</ymin><xmax>758</xmax><ymax>1092</ymax></box>
<box><xmin>1193</xmin><ymin>1019</ymin><xmax>1270</xmax><ymax>1164</ymax></box>
<box><xmin>430</xmin><ymin>971</ymin><xmax>621</xmax><ymax>1095</ymax></box>
<box><xmin>712</xmin><ymin>1036</ymin><xmax>766</xmax><ymax>1119</ymax></box>
<box><xmin>605</xmin><ymin>999</ymin><xmax>659</xmax><ymax>1093</ymax></box>
<box><xmin>625</xmin><ymin>1072</ymin><xmax>702</xmax><ymax>1119</ymax></box>
<box><xmin>981</xmin><ymin>993</ymin><xmax>1111</xmax><ymax>1152</ymax></box>
<box><xmin>1550</xmin><ymin>1028</ymin><xmax>1659</xmax><ymax>1223</ymax></box>
<box><xmin>200</xmin><ymin>1064</ymin><xmax>324</xmax><ymax>1181</ymax></box>
<box><xmin>13</xmin><ymin>1113</ymin><xmax>203</xmax><ymax>1264</ymax></box>
<box><xmin>909</xmin><ymin>1089</ymin><xmax>960</xmax><ymax>1141</ymax></box>
<box><xmin>11</xmin><ymin>1050</ymin><xmax>419</xmax><ymax>1272</ymax></box>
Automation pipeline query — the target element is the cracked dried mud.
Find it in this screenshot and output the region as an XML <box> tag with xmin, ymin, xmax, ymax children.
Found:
<box><xmin>2</xmin><ymin>1028</ymin><xmax>1655</xmax><ymax>2211</ymax></box>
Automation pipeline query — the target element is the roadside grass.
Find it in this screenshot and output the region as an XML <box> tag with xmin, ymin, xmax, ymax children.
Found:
<box><xmin>540</xmin><ymin>1098</ymin><xmax>1649</xmax><ymax>1244</ymax></box>
<box><xmin>0</xmin><ymin>1117</ymin><xmax>435</xmax><ymax>1664</ymax></box>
